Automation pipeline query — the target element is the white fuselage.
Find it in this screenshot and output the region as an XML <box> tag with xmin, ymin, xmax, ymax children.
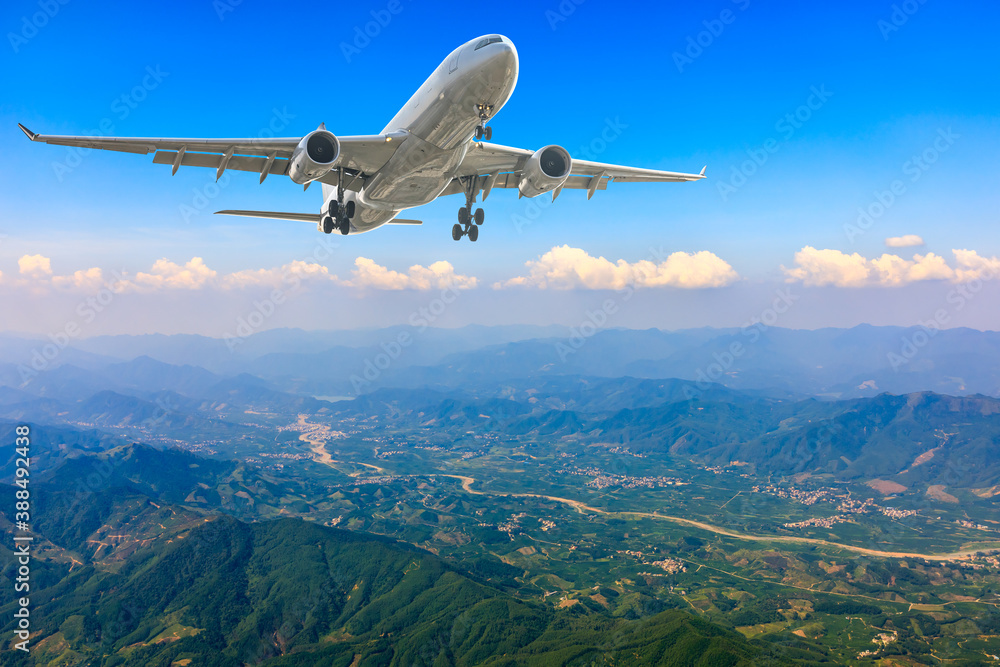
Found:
<box><xmin>322</xmin><ymin>35</ymin><xmax>518</xmax><ymax>233</ymax></box>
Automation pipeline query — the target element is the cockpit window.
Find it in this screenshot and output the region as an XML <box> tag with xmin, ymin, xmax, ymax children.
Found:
<box><xmin>474</xmin><ymin>36</ymin><xmax>503</xmax><ymax>50</ymax></box>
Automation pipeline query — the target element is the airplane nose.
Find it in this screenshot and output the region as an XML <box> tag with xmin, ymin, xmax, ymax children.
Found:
<box><xmin>496</xmin><ymin>41</ymin><xmax>518</xmax><ymax>72</ymax></box>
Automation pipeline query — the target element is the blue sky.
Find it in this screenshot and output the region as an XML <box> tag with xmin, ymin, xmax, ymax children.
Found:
<box><xmin>2</xmin><ymin>0</ymin><xmax>999</xmax><ymax>335</ymax></box>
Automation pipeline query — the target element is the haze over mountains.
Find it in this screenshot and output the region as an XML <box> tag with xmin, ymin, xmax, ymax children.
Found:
<box><xmin>3</xmin><ymin>324</ymin><xmax>998</xmax><ymax>402</ymax></box>
<box><xmin>3</xmin><ymin>324</ymin><xmax>1000</xmax><ymax>491</ymax></box>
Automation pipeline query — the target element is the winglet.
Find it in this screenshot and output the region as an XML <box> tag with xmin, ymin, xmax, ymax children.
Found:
<box><xmin>699</xmin><ymin>165</ymin><xmax>707</xmax><ymax>176</ymax></box>
<box><xmin>17</xmin><ymin>123</ymin><xmax>37</xmax><ymax>141</ymax></box>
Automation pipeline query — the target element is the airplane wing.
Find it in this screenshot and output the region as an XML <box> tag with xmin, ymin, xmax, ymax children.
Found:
<box><xmin>17</xmin><ymin>123</ymin><xmax>406</xmax><ymax>188</ymax></box>
<box><xmin>451</xmin><ymin>141</ymin><xmax>706</xmax><ymax>199</ymax></box>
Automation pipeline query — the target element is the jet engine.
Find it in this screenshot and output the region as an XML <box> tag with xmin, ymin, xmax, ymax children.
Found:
<box><xmin>518</xmin><ymin>145</ymin><xmax>572</xmax><ymax>197</ymax></box>
<box><xmin>287</xmin><ymin>129</ymin><xmax>341</xmax><ymax>184</ymax></box>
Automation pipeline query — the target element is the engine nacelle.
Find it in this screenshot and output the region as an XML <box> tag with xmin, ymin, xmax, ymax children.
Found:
<box><xmin>518</xmin><ymin>145</ymin><xmax>572</xmax><ymax>198</ymax></box>
<box><xmin>287</xmin><ymin>129</ymin><xmax>341</xmax><ymax>184</ymax></box>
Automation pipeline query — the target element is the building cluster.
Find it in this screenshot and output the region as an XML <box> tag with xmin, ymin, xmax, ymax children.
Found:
<box><xmin>603</xmin><ymin>446</ymin><xmax>646</xmax><ymax>458</ymax></box>
<box><xmin>855</xmin><ymin>630</ymin><xmax>898</xmax><ymax>660</ymax></box>
<box><xmin>956</xmin><ymin>519</ymin><xmax>994</xmax><ymax>532</ymax></box>
<box><xmin>374</xmin><ymin>449</ymin><xmax>404</xmax><ymax>459</ymax></box>
<box><xmin>540</xmin><ymin>519</ymin><xmax>556</xmax><ymax>532</ymax></box>
<box><xmin>498</xmin><ymin>513</ymin><xmax>528</xmax><ymax>535</ymax></box>
<box><xmin>649</xmin><ymin>558</ymin><xmax>687</xmax><ymax>574</ymax></box>
<box><xmin>617</xmin><ymin>549</ymin><xmax>687</xmax><ymax>575</ymax></box>
<box><xmin>836</xmin><ymin>497</ymin><xmax>877</xmax><ymax>514</ymax></box>
<box><xmin>756</xmin><ymin>484</ymin><xmax>925</xmax><ymax>527</ymax></box>
<box><xmin>564</xmin><ymin>466</ymin><xmax>684</xmax><ymax>490</ymax></box>
<box><xmin>752</xmin><ymin>484</ymin><xmax>836</xmax><ymax>506</ymax></box>
<box><xmin>783</xmin><ymin>515</ymin><xmax>848</xmax><ymax>529</ymax></box>
<box><xmin>344</xmin><ymin>475</ymin><xmax>405</xmax><ymax>486</ymax></box>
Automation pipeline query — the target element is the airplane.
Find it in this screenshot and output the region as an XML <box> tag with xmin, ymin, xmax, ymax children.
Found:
<box><xmin>18</xmin><ymin>34</ymin><xmax>705</xmax><ymax>243</ymax></box>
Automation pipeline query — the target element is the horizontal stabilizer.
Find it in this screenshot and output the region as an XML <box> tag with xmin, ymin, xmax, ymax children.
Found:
<box><xmin>387</xmin><ymin>218</ymin><xmax>422</xmax><ymax>225</ymax></box>
<box><xmin>215</xmin><ymin>209</ymin><xmax>317</xmax><ymax>223</ymax></box>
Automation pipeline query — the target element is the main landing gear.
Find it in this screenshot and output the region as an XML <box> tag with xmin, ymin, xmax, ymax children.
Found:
<box><xmin>453</xmin><ymin>176</ymin><xmax>485</xmax><ymax>242</ymax></box>
<box><xmin>322</xmin><ymin>168</ymin><xmax>355</xmax><ymax>235</ymax></box>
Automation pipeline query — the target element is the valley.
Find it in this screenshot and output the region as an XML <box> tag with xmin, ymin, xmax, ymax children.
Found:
<box><xmin>4</xmin><ymin>325</ymin><xmax>1000</xmax><ymax>664</ymax></box>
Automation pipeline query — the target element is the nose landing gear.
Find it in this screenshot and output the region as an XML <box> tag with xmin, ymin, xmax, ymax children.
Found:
<box><xmin>475</xmin><ymin>104</ymin><xmax>494</xmax><ymax>141</ymax></box>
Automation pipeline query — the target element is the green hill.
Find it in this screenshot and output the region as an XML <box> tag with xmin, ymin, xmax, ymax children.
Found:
<box><xmin>1</xmin><ymin>485</ymin><xmax>784</xmax><ymax>666</ymax></box>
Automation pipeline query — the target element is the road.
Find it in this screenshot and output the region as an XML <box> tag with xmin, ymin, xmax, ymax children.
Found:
<box><xmin>436</xmin><ymin>474</ymin><xmax>1000</xmax><ymax>562</ymax></box>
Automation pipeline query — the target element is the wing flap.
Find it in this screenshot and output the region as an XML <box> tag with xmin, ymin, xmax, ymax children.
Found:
<box><xmin>153</xmin><ymin>150</ymin><xmax>290</xmax><ymax>177</ymax></box>
<box><xmin>441</xmin><ymin>173</ymin><xmax>609</xmax><ymax>196</ymax></box>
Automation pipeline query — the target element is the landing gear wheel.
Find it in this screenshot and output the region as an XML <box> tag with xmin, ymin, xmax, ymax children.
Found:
<box><xmin>322</xmin><ymin>216</ymin><xmax>334</xmax><ymax>234</ymax></box>
<box><xmin>339</xmin><ymin>217</ymin><xmax>350</xmax><ymax>235</ymax></box>
<box><xmin>475</xmin><ymin>126</ymin><xmax>484</xmax><ymax>141</ymax></box>
<box><xmin>452</xmin><ymin>223</ymin><xmax>463</xmax><ymax>241</ymax></box>
<box><xmin>474</xmin><ymin>208</ymin><xmax>484</xmax><ymax>225</ymax></box>
<box><xmin>458</xmin><ymin>207</ymin><xmax>471</xmax><ymax>225</ymax></box>
<box><xmin>328</xmin><ymin>201</ymin><xmax>339</xmax><ymax>218</ymax></box>
<box><xmin>484</xmin><ymin>126</ymin><xmax>492</xmax><ymax>141</ymax></box>
<box><xmin>467</xmin><ymin>225</ymin><xmax>479</xmax><ymax>242</ymax></box>
<box><xmin>345</xmin><ymin>200</ymin><xmax>356</xmax><ymax>218</ymax></box>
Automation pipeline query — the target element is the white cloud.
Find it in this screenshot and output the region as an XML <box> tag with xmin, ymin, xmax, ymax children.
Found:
<box><xmin>52</xmin><ymin>267</ymin><xmax>105</xmax><ymax>291</ymax></box>
<box><xmin>4</xmin><ymin>255</ymin><xmax>479</xmax><ymax>293</ymax></box>
<box><xmin>953</xmin><ymin>248</ymin><xmax>1000</xmax><ymax>283</ymax></box>
<box><xmin>783</xmin><ymin>247</ymin><xmax>871</xmax><ymax>287</ymax></box>
<box><xmin>784</xmin><ymin>247</ymin><xmax>1000</xmax><ymax>287</ymax></box>
<box><xmin>494</xmin><ymin>245</ymin><xmax>738</xmax><ymax>290</ymax></box>
<box><xmin>222</xmin><ymin>260</ymin><xmax>337</xmax><ymax>289</ymax></box>
<box><xmin>134</xmin><ymin>257</ymin><xmax>217</xmax><ymax>290</ymax></box>
<box><xmin>18</xmin><ymin>254</ymin><xmax>52</xmax><ymax>277</ymax></box>
<box><xmin>885</xmin><ymin>234</ymin><xmax>925</xmax><ymax>248</ymax></box>
<box><xmin>345</xmin><ymin>258</ymin><xmax>477</xmax><ymax>290</ymax></box>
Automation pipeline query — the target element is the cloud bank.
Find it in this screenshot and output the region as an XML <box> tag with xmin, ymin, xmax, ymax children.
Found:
<box><xmin>784</xmin><ymin>247</ymin><xmax>1000</xmax><ymax>287</ymax></box>
<box><xmin>494</xmin><ymin>245</ymin><xmax>739</xmax><ymax>290</ymax></box>
<box><xmin>3</xmin><ymin>255</ymin><xmax>477</xmax><ymax>293</ymax></box>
